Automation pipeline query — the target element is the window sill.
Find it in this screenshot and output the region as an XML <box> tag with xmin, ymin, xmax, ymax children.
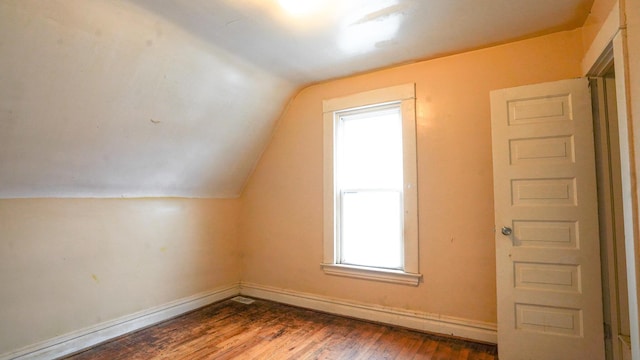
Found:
<box><xmin>321</xmin><ymin>263</ymin><xmax>422</xmax><ymax>286</ymax></box>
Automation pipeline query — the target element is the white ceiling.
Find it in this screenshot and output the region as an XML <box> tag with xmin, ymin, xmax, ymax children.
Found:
<box><xmin>132</xmin><ymin>0</ymin><xmax>594</xmax><ymax>83</ymax></box>
<box><xmin>0</xmin><ymin>0</ymin><xmax>594</xmax><ymax>198</ymax></box>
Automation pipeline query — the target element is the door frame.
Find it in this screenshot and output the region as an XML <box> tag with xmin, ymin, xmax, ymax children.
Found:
<box><xmin>591</xmin><ymin>62</ymin><xmax>631</xmax><ymax>360</ymax></box>
<box><xmin>584</xmin><ymin>4</ymin><xmax>640</xmax><ymax>358</ymax></box>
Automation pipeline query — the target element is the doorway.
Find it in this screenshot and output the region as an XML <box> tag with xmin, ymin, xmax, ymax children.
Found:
<box><xmin>591</xmin><ymin>63</ymin><xmax>632</xmax><ymax>360</ymax></box>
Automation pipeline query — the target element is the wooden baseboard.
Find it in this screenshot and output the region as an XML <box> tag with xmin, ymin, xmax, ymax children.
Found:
<box><xmin>1</xmin><ymin>284</ymin><xmax>240</xmax><ymax>360</ymax></box>
<box><xmin>3</xmin><ymin>281</ymin><xmax>497</xmax><ymax>359</ymax></box>
<box><xmin>240</xmin><ymin>282</ymin><xmax>497</xmax><ymax>344</ymax></box>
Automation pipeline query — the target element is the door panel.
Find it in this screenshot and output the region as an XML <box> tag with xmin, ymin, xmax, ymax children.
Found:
<box><xmin>491</xmin><ymin>78</ymin><xmax>605</xmax><ymax>360</ymax></box>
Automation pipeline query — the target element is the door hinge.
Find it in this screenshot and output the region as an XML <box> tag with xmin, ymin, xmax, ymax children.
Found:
<box><xmin>604</xmin><ymin>322</ymin><xmax>612</xmax><ymax>340</ymax></box>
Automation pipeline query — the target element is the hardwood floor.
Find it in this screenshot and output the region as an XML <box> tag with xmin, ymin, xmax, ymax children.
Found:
<box><xmin>63</xmin><ymin>297</ymin><xmax>498</xmax><ymax>359</ymax></box>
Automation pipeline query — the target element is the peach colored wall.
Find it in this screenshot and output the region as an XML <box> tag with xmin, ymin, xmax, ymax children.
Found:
<box><xmin>0</xmin><ymin>198</ymin><xmax>240</xmax><ymax>354</ymax></box>
<box><xmin>239</xmin><ymin>30</ymin><xmax>585</xmax><ymax>324</ymax></box>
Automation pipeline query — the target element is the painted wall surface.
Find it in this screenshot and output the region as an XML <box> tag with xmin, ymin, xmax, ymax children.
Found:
<box><xmin>581</xmin><ymin>0</ymin><xmax>617</xmax><ymax>50</ymax></box>
<box><xmin>0</xmin><ymin>0</ymin><xmax>294</xmax><ymax>198</ymax></box>
<box><xmin>0</xmin><ymin>198</ymin><xmax>240</xmax><ymax>354</ymax></box>
<box><xmin>239</xmin><ymin>30</ymin><xmax>584</xmax><ymax>324</ymax></box>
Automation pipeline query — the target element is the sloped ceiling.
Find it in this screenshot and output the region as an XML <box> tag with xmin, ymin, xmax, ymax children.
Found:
<box><xmin>0</xmin><ymin>0</ymin><xmax>593</xmax><ymax>198</ymax></box>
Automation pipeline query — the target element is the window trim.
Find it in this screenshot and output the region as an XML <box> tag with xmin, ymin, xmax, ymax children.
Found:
<box><xmin>322</xmin><ymin>84</ymin><xmax>421</xmax><ymax>286</ymax></box>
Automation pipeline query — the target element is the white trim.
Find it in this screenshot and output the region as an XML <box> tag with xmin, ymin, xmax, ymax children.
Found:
<box><xmin>322</xmin><ymin>83</ymin><xmax>420</xmax><ymax>276</ymax></box>
<box><xmin>400</xmin><ymin>93</ymin><xmax>419</xmax><ymax>273</ymax></box>
<box><xmin>585</xmin><ymin>4</ymin><xmax>640</xmax><ymax>357</ymax></box>
<box><xmin>2</xmin><ymin>281</ymin><xmax>497</xmax><ymax>358</ymax></box>
<box><xmin>1</xmin><ymin>284</ymin><xmax>240</xmax><ymax>360</ymax></box>
<box><xmin>239</xmin><ymin>282</ymin><xmax>497</xmax><ymax>344</ymax></box>
<box><xmin>615</xmin><ymin>27</ymin><xmax>640</xmax><ymax>359</ymax></box>
<box><xmin>321</xmin><ymin>263</ymin><xmax>422</xmax><ymax>286</ymax></box>
<box><xmin>322</xmin><ymin>84</ymin><xmax>415</xmax><ymax>113</ymax></box>
<box><xmin>582</xmin><ymin>2</ymin><xmax>622</xmax><ymax>74</ymax></box>
<box><xmin>323</xmin><ymin>109</ymin><xmax>337</xmax><ymax>264</ymax></box>
<box><xmin>587</xmin><ymin>42</ymin><xmax>615</xmax><ymax>76</ymax></box>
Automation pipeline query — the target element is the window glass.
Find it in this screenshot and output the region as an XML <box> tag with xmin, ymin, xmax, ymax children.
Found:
<box><xmin>337</xmin><ymin>107</ymin><xmax>403</xmax><ymax>190</ymax></box>
<box><xmin>336</xmin><ymin>105</ymin><xmax>404</xmax><ymax>269</ymax></box>
<box><xmin>340</xmin><ymin>191</ymin><xmax>403</xmax><ymax>268</ymax></box>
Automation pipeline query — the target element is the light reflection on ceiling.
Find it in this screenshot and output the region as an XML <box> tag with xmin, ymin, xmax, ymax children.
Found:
<box><xmin>338</xmin><ymin>1</ymin><xmax>402</xmax><ymax>55</ymax></box>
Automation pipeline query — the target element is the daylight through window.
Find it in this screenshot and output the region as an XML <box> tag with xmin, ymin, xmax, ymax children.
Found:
<box><xmin>322</xmin><ymin>84</ymin><xmax>421</xmax><ymax>286</ymax></box>
<box><xmin>337</xmin><ymin>105</ymin><xmax>404</xmax><ymax>269</ymax></box>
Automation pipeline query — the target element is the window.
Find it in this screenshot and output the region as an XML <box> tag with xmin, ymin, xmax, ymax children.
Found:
<box><xmin>322</xmin><ymin>84</ymin><xmax>421</xmax><ymax>286</ymax></box>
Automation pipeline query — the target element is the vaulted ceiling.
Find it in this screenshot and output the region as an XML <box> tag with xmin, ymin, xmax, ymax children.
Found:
<box><xmin>0</xmin><ymin>0</ymin><xmax>594</xmax><ymax>198</ymax></box>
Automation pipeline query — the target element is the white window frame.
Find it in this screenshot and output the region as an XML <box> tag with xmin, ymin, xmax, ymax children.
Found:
<box><xmin>322</xmin><ymin>84</ymin><xmax>421</xmax><ymax>286</ymax></box>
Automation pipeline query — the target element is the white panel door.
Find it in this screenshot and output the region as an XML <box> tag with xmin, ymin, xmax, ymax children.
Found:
<box><xmin>491</xmin><ymin>78</ymin><xmax>605</xmax><ymax>360</ymax></box>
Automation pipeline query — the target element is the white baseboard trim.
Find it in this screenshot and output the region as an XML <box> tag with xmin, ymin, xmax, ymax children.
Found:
<box><xmin>240</xmin><ymin>282</ymin><xmax>497</xmax><ymax>344</ymax></box>
<box><xmin>3</xmin><ymin>281</ymin><xmax>497</xmax><ymax>359</ymax></box>
<box><xmin>1</xmin><ymin>284</ymin><xmax>240</xmax><ymax>360</ymax></box>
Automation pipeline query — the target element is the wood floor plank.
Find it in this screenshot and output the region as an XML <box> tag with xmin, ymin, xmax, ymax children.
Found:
<box><xmin>414</xmin><ymin>338</ymin><xmax>439</xmax><ymax>359</ymax></box>
<box><xmin>63</xmin><ymin>298</ymin><xmax>497</xmax><ymax>360</ymax></box>
<box><xmin>393</xmin><ymin>329</ymin><xmax>426</xmax><ymax>359</ymax></box>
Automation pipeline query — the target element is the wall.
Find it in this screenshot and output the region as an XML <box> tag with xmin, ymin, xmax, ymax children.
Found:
<box><xmin>0</xmin><ymin>0</ymin><xmax>607</xmax><ymax>357</ymax></box>
<box><xmin>239</xmin><ymin>30</ymin><xmax>584</xmax><ymax>325</ymax></box>
<box><xmin>0</xmin><ymin>0</ymin><xmax>293</xmax><ymax>198</ymax></box>
<box><xmin>0</xmin><ymin>198</ymin><xmax>240</xmax><ymax>354</ymax></box>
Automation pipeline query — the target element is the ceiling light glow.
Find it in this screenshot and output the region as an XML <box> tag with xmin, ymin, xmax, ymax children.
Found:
<box><xmin>278</xmin><ymin>0</ymin><xmax>323</xmax><ymax>16</ymax></box>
